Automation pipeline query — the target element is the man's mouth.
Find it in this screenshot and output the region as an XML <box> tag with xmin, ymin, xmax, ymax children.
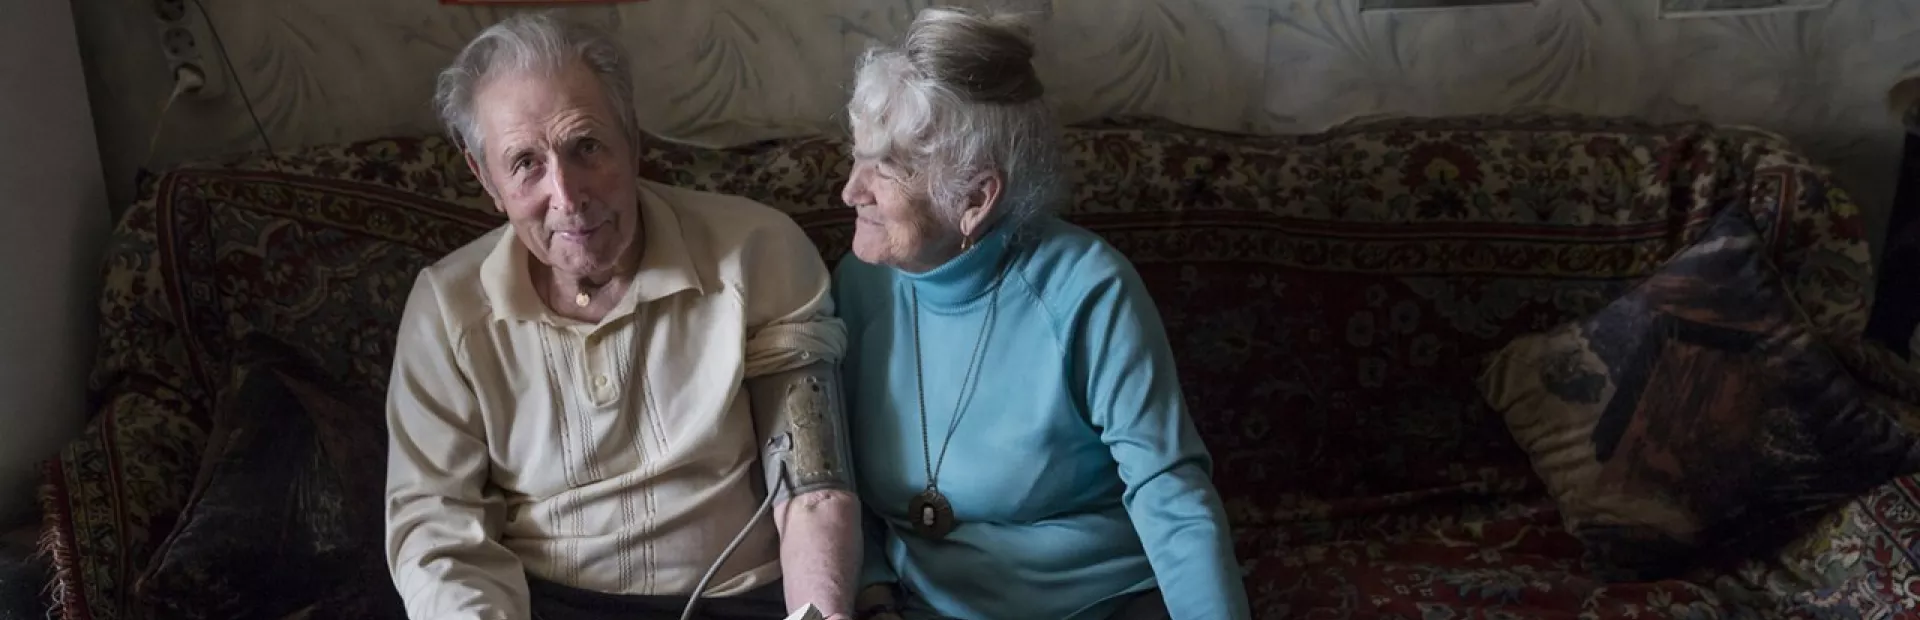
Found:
<box><xmin>555</xmin><ymin>224</ymin><xmax>601</xmax><ymax>242</ymax></box>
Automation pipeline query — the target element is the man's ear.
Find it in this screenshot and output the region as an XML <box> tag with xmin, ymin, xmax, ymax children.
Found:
<box><xmin>463</xmin><ymin>150</ymin><xmax>501</xmax><ymax>207</ymax></box>
<box><xmin>957</xmin><ymin>170</ymin><xmax>1003</xmax><ymax>240</ymax></box>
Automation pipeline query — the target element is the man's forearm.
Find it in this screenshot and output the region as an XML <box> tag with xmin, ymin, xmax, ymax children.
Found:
<box><xmin>774</xmin><ymin>488</ymin><xmax>861</xmax><ymax>617</ymax></box>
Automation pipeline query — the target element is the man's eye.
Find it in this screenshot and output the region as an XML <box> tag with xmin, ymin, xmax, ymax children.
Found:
<box><xmin>580</xmin><ymin>139</ymin><xmax>602</xmax><ymax>155</ymax></box>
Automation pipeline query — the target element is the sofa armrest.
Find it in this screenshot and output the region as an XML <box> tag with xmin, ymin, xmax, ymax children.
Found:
<box><xmin>40</xmin><ymin>379</ymin><xmax>208</xmax><ymax>620</ymax></box>
<box><xmin>40</xmin><ymin>175</ymin><xmax>217</xmax><ymax>620</ymax></box>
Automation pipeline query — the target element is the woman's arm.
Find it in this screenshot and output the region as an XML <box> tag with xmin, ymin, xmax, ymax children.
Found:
<box><xmin>853</xmin><ymin>507</ymin><xmax>901</xmax><ymax>619</ymax></box>
<box><xmin>1068</xmin><ymin>261</ymin><xmax>1252</xmax><ymax>620</ymax></box>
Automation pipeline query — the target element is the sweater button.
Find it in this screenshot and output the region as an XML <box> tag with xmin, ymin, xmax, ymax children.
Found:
<box><xmin>594</xmin><ymin>375</ymin><xmax>608</xmax><ymax>388</ymax></box>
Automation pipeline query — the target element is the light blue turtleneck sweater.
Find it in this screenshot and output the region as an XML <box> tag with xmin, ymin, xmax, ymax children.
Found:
<box><xmin>831</xmin><ymin>216</ymin><xmax>1251</xmax><ymax>620</ymax></box>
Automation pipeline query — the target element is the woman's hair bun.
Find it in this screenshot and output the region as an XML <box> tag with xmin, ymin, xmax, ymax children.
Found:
<box><xmin>903</xmin><ymin>6</ymin><xmax>1044</xmax><ymax>105</ymax></box>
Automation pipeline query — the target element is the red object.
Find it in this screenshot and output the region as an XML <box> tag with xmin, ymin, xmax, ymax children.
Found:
<box><xmin>439</xmin><ymin>0</ymin><xmax>644</xmax><ymax>4</ymax></box>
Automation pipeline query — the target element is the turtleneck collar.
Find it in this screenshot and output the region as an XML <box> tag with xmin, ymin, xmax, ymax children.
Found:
<box><xmin>900</xmin><ymin>223</ymin><xmax>1016</xmax><ymax>308</ymax></box>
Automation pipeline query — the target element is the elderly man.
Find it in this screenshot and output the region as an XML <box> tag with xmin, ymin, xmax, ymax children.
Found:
<box><xmin>383</xmin><ymin>12</ymin><xmax>858</xmax><ymax>620</ymax></box>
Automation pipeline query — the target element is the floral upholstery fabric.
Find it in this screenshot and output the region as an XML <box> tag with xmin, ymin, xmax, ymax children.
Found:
<box><xmin>40</xmin><ymin>114</ymin><xmax>1920</xmax><ymax>619</ymax></box>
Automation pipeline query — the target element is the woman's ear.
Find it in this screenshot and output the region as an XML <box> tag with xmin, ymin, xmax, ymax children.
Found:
<box><xmin>957</xmin><ymin>170</ymin><xmax>1004</xmax><ymax>239</ymax></box>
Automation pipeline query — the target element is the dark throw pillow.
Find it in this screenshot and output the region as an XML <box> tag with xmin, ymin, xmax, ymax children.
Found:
<box><xmin>135</xmin><ymin>337</ymin><xmax>401</xmax><ymax>619</ymax></box>
<box><xmin>1477</xmin><ymin>207</ymin><xmax>1920</xmax><ymax>581</ymax></box>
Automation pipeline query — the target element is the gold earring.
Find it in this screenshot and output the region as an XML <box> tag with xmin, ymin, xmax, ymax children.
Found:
<box><xmin>960</xmin><ymin>235</ymin><xmax>974</xmax><ymax>252</ymax></box>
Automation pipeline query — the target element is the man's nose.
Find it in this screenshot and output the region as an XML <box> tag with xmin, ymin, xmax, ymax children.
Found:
<box><xmin>549</xmin><ymin>157</ymin><xmax>588</xmax><ymax>213</ymax></box>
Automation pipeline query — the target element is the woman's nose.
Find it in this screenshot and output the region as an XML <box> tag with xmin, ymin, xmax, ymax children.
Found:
<box><xmin>840</xmin><ymin>170</ymin><xmax>867</xmax><ymax>208</ymax></box>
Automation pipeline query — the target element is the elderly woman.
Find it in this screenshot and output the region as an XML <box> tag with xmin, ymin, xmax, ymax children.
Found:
<box><xmin>831</xmin><ymin>8</ymin><xmax>1251</xmax><ymax>620</ymax></box>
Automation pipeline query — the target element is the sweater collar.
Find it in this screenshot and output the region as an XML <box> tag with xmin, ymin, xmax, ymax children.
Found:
<box><xmin>900</xmin><ymin>224</ymin><xmax>1014</xmax><ymax>307</ymax></box>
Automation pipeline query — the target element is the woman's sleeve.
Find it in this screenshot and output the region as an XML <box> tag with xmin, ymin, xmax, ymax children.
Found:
<box><xmin>1068</xmin><ymin>260</ymin><xmax>1252</xmax><ymax>620</ymax></box>
<box><xmin>832</xmin><ymin>255</ymin><xmax>900</xmax><ymax>591</ymax></box>
<box><xmin>857</xmin><ymin>508</ymin><xmax>899</xmax><ymax>588</ymax></box>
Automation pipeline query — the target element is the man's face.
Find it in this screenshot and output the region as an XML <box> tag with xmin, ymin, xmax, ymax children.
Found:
<box><xmin>466</xmin><ymin>61</ymin><xmax>641</xmax><ymax>281</ymax></box>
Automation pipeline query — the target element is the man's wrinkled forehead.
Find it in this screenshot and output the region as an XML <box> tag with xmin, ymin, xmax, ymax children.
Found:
<box><xmin>473</xmin><ymin>65</ymin><xmax>614</xmax><ymax>143</ymax></box>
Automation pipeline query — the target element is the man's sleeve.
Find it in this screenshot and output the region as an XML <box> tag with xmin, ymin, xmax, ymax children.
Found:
<box><xmin>739</xmin><ymin>216</ymin><xmax>847</xmax><ymax>379</ymax></box>
<box><xmin>385</xmin><ymin>271</ymin><xmax>530</xmax><ymax>620</ymax></box>
<box><xmin>739</xmin><ymin>215</ymin><xmax>854</xmax><ymax>498</ymax></box>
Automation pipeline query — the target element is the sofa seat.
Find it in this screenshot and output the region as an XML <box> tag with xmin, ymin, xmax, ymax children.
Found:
<box><xmin>1239</xmin><ymin>472</ymin><xmax>1920</xmax><ymax>617</ymax></box>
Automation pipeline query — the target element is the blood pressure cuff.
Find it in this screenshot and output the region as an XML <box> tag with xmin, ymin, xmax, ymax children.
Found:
<box><xmin>746</xmin><ymin>361</ymin><xmax>854</xmax><ymax>504</ymax></box>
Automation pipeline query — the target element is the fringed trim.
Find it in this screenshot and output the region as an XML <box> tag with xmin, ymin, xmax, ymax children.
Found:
<box><xmin>36</xmin><ymin>458</ymin><xmax>87</xmax><ymax>620</ymax></box>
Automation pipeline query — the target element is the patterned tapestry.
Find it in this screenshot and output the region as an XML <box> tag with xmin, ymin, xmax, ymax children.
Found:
<box><xmin>69</xmin><ymin>0</ymin><xmax>1920</xmax><ymax>259</ymax></box>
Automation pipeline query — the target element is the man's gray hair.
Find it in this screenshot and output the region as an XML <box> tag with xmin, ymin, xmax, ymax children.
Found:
<box><xmin>434</xmin><ymin>12</ymin><xmax>640</xmax><ymax>165</ymax></box>
<box><xmin>848</xmin><ymin>6</ymin><xmax>1067</xmax><ymax>240</ymax></box>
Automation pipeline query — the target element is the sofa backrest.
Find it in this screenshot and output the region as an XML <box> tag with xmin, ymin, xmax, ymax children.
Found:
<box><xmin>88</xmin><ymin>114</ymin><xmax>1873</xmax><ymax>505</ymax></box>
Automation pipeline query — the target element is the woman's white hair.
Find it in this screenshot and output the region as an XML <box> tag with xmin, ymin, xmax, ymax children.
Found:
<box><xmin>434</xmin><ymin>12</ymin><xmax>640</xmax><ymax>167</ymax></box>
<box><xmin>847</xmin><ymin>6</ymin><xmax>1068</xmax><ymax>241</ymax></box>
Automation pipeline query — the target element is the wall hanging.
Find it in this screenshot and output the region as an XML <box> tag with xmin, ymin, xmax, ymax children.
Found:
<box><xmin>439</xmin><ymin>0</ymin><xmax>646</xmax><ymax>5</ymax></box>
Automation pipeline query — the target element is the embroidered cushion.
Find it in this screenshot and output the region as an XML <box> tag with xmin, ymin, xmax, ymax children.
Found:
<box><xmin>134</xmin><ymin>336</ymin><xmax>400</xmax><ymax>619</ymax></box>
<box><xmin>1478</xmin><ymin>208</ymin><xmax>1920</xmax><ymax>580</ymax></box>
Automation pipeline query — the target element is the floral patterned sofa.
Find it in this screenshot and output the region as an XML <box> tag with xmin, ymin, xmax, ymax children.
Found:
<box><xmin>37</xmin><ymin>114</ymin><xmax>1920</xmax><ymax>619</ymax></box>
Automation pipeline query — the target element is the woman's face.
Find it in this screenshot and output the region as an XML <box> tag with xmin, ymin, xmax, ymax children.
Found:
<box><xmin>840</xmin><ymin>155</ymin><xmax>964</xmax><ymax>273</ymax></box>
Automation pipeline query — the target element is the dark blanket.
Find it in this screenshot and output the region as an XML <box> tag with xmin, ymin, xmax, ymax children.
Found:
<box><xmin>0</xmin><ymin>540</ymin><xmax>50</xmax><ymax>620</ymax></box>
<box><xmin>530</xmin><ymin>578</ymin><xmax>789</xmax><ymax>620</ymax></box>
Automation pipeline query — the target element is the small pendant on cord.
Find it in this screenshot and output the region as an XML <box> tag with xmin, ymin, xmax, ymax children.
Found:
<box><xmin>908</xmin><ymin>486</ymin><xmax>956</xmax><ymax>539</ymax></box>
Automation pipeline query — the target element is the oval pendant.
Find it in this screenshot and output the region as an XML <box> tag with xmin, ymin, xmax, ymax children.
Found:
<box><xmin>907</xmin><ymin>488</ymin><xmax>956</xmax><ymax>539</ymax></box>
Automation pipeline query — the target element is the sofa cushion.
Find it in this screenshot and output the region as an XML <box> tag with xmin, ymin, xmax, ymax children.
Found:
<box><xmin>1477</xmin><ymin>208</ymin><xmax>1920</xmax><ymax>580</ymax></box>
<box><xmin>133</xmin><ymin>336</ymin><xmax>398</xmax><ymax>619</ymax></box>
